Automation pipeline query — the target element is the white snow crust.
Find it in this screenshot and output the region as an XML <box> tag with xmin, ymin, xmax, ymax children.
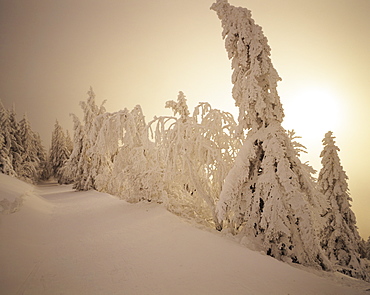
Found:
<box><xmin>1</xmin><ymin>174</ymin><xmax>369</xmax><ymax>294</ymax></box>
<box><xmin>0</xmin><ymin>173</ymin><xmax>33</xmax><ymax>214</ymax></box>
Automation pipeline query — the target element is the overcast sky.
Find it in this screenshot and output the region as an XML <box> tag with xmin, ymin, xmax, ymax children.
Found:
<box><xmin>1</xmin><ymin>0</ymin><xmax>369</xmax><ymax>237</ymax></box>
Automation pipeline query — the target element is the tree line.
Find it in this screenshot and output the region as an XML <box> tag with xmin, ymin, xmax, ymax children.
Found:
<box><xmin>0</xmin><ymin>102</ymin><xmax>47</xmax><ymax>183</ymax></box>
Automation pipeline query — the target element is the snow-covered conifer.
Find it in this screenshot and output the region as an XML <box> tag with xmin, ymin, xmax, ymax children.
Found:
<box><xmin>86</xmin><ymin>108</ymin><xmax>132</xmax><ymax>194</ymax></box>
<box><xmin>73</xmin><ymin>87</ymin><xmax>106</xmax><ymax>191</ymax></box>
<box><xmin>8</xmin><ymin>107</ymin><xmax>24</xmax><ymax>178</ymax></box>
<box><xmin>211</xmin><ymin>0</ymin><xmax>283</xmax><ymax>134</ymax></box>
<box><xmin>318</xmin><ymin>131</ymin><xmax>368</xmax><ymax>280</ymax></box>
<box><xmin>212</xmin><ymin>0</ymin><xmax>330</xmax><ymax>269</ymax></box>
<box><xmin>0</xmin><ymin>131</ymin><xmax>14</xmax><ymax>176</ymax></box>
<box><xmin>365</xmin><ymin>237</ymin><xmax>370</xmax><ymax>260</ymax></box>
<box><xmin>288</xmin><ymin>130</ymin><xmax>317</xmax><ymax>179</ymax></box>
<box><xmin>0</xmin><ymin>101</ymin><xmax>16</xmax><ymax>176</ymax></box>
<box><xmin>165</xmin><ymin>91</ymin><xmax>190</xmax><ymax>122</ymax></box>
<box><xmin>59</xmin><ymin>114</ymin><xmax>83</xmax><ymax>184</ymax></box>
<box><xmin>0</xmin><ymin>103</ymin><xmax>45</xmax><ymax>182</ymax></box>
<box><xmin>92</xmin><ymin>110</ymin><xmax>127</xmax><ymax>193</ymax></box>
<box><xmin>18</xmin><ymin>114</ymin><xmax>41</xmax><ymax>182</ymax></box>
<box><xmin>107</xmin><ymin>105</ymin><xmax>162</xmax><ymax>203</ymax></box>
<box><xmin>65</xmin><ymin>130</ymin><xmax>73</xmax><ymax>154</ymax></box>
<box><xmin>359</xmin><ymin>239</ymin><xmax>367</xmax><ymax>259</ymax></box>
<box><xmin>34</xmin><ymin>133</ymin><xmax>48</xmax><ymax>181</ymax></box>
<box><xmin>49</xmin><ymin>120</ymin><xmax>71</xmax><ymax>183</ymax></box>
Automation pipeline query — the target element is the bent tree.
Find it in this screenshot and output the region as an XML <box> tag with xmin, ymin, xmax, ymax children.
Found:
<box><xmin>212</xmin><ymin>0</ymin><xmax>331</xmax><ymax>269</ymax></box>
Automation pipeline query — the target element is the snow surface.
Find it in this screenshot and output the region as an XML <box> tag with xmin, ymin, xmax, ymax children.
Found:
<box><xmin>1</xmin><ymin>174</ymin><xmax>369</xmax><ymax>295</ymax></box>
<box><xmin>0</xmin><ymin>173</ymin><xmax>33</xmax><ymax>214</ymax></box>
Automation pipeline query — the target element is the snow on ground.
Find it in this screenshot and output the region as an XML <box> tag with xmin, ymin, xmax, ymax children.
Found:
<box><xmin>0</xmin><ymin>173</ymin><xmax>34</xmax><ymax>214</ymax></box>
<box><xmin>1</xmin><ymin>174</ymin><xmax>369</xmax><ymax>295</ymax></box>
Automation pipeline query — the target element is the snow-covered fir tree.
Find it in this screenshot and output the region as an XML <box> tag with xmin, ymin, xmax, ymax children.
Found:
<box><xmin>81</xmin><ymin>109</ymin><xmax>109</xmax><ymax>191</ymax></box>
<box><xmin>71</xmin><ymin>87</ymin><xmax>106</xmax><ymax>191</ymax></box>
<box><xmin>92</xmin><ymin>109</ymin><xmax>129</xmax><ymax>194</ymax></box>
<box><xmin>105</xmin><ymin>105</ymin><xmax>165</xmax><ymax>203</ymax></box>
<box><xmin>358</xmin><ymin>238</ymin><xmax>367</xmax><ymax>260</ymax></box>
<box><xmin>0</xmin><ymin>102</ymin><xmax>46</xmax><ymax>183</ymax></box>
<box><xmin>8</xmin><ymin>107</ymin><xmax>24</xmax><ymax>178</ymax></box>
<box><xmin>65</xmin><ymin>130</ymin><xmax>73</xmax><ymax>155</ymax></box>
<box><xmin>318</xmin><ymin>131</ymin><xmax>368</xmax><ymax>280</ymax></box>
<box><xmin>0</xmin><ymin>101</ymin><xmax>16</xmax><ymax>176</ymax></box>
<box><xmin>18</xmin><ymin>114</ymin><xmax>42</xmax><ymax>183</ymax></box>
<box><xmin>365</xmin><ymin>237</ymin><xmax>370</xmax><ymax>260</ymax></box>
<box><xmin>211</xmin><ymin>0</ymin><xmax>331</xmax><ymax>269</ymax></box>
<box><xmin>59</xmin><ymin>114</ymin><xmax>83</xmax><ymax>184</ymax></box>
<box><xmin>34</xmin><ymin>132</ymin><xmax>48</xmax><ymax>181</ymax></box>
<box><xmin>62</xmin><ymin>99</ymin><xmax>161</xmax><ymax>202</ymax></box>
<box><xmin>0</xmin><ymin>129</ymin><xmax>14</xmax><ymax>176</ymax></box>
<box><xmin>287</xmin><ymin>130</ymin><xmax>317</xmax><ymax>181</ymax></box>
<box><xmin>49</xmin><ymin>120</ymin><xmax>71</xmax><ymax>183</ymax></box>
<box><xmin>0</xmin><ymin>132</ymin><xmax>7</xmax><ymax>173</ymax></box>
<box><xmin>87</xmin><ymin>108</ymin><xmax>129</xmax><ymax>195</ymax></box>
<box><xmin>212</xmin><ymin>1</ymin><xmax>283</xmax><ymax>134</ymax></box>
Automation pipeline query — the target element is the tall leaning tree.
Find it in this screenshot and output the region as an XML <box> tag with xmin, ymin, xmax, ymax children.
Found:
<box><xmin>318</xmin><ymin>131</ymin><xmax>368</xmax><ymax>281</ymax></box>
<box><xmin>211</xmin><ymin>0</ymin><xmax>331</xmax><ymax>269</ymax></box>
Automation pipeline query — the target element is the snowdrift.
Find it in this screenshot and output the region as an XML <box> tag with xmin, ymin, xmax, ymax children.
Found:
<box><xmin>0</xmin><ymin>176</ymin><xmax>369</xmax><ymax>294</ymax></box>
<box><xmin>0</xmin><ymin>173</ymin><xmax>34</xmax><ymax>214</ymax></box>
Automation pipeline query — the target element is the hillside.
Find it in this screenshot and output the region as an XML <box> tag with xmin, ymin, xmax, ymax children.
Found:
<box><xmin>0</xmin><ymin>174</ymin><xmax>369</xmax><ymax>294</ymax></box>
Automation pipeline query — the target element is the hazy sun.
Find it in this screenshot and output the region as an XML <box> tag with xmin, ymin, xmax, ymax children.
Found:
<box><xmin>283</xmin><ymin>85</ymin><xmax>343</xmax><ymax>141</ymax></box>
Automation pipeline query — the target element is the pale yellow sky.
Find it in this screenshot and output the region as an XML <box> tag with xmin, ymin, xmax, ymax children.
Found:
<box><xmin>1</xmin><ymin>0</ymin><xmax>369</xmax><ymax>237</ymax></box>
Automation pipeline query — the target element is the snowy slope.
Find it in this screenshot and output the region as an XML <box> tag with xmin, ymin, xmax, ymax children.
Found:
<box><xmin>0</xmin><ymin>174</ymin><xmax>369</xmax><ymax>295</ymax></box>
<box><xmin>0</xmin><ymin>173</ymin><xmax>34</xmax><ymax>214</ymax></box>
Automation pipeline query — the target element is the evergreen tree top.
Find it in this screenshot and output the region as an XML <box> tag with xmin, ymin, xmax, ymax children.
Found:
<box><xmin>318</xmin><ymin>131</ymin><xmax>352</xmax><ymax>209</ymax></box>
<box><xmin>321</xmin><ymin>131</ymin><xmax>339</xmax><ymax>150</ymax></box>
<box><xmin>211</xmin><ymin>0</ymin><xmax>284</xmax><ymax>131</ymax></box>
<box><xmin>165</xmin><ymin>91</ymin><xmax>190</xmax><ymax>122</ymax></box>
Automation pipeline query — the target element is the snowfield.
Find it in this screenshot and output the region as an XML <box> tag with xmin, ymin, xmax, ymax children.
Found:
<box><xmin>0</xmin><ymin>173</ymin><xmax>33</xmax><ymax>214</ymax></box>
<box><xmin>1</xmin><ymin>174</ymin><xmax>369</xmax><ymax>295</ymax></box>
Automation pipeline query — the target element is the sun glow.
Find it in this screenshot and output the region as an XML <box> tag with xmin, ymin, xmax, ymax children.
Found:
<box><xmin>283</xmin><ymin>85</ymin><xmax>343</xmax><ymax>141</ymax></box>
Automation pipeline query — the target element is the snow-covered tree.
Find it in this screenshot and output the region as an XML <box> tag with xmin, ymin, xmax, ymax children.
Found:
<box><xmin>211</xmin><ymin>1</ymin><xmax>283</xmax><ymax>134</ymax></box>
<box><xmin>65</xmin><ymin>130</ymin><xmax>73</xmax><ymax>154</ymax></box>
<box><xmin>18</xmin><ymin>114</ymin><xmax>41</xmax><ymax>182</ymax></box>
<box><xmin>318</xmin><ymin>131</ymin><xmax>368</xmax><ymax>280</ymax></box>
<box><xmin>8</xmin><ymin>106</ymin><xmax>24</xmax><ymax>178</ymax></box>
<box><xmin>85</xmin><ymin>108</ymin><xmax>129</xmax><ymax>195</ymax></box>
<box><xmin>288</xmin><ymin>130</ymin><xmax>317</xmax><ymax>180</ymax></box>
<box><xmin>0</xmin><ymin>133</ymin><xmax>7</xmax><ymax>173</ymax></box>
<box><xmin>0</xmin><ymin>130</ymin><xmax>14</xmax><ymax>176</ymax></box>
<box><xmin>72</xmin><ymin>87</ymin><xmax>106</xmax><ymax>191</ymax></box>
<box><xmin>359</xmin><ymin>239</ymin><xmax>367</xmax><ymax>259</ymax></box>
<box><xmin>92</xmin><ymin>110</ymin><xmax>127</xmax><ymax>194</ymax></box>
<box><xmin>33</xmin><ymin>132</ymin><xmax>48</xmax><ymax>181</ymax></box>
<box><xmin>59</xmin><ymin>114</ymin><xmax>83</xmax><ymax>184</ymax></box>
<box><xmin>149</xmin><ymin>92</ymin><xmax>241</xmax><ymax>227</ymax></box>
<box><xmin>49</xmin><ymin>120</ymin><xmax>71</xmax><ymax>183</ymax></box>
<box><xmin>212</xmin><ymin>0</ymin><xmax>331</xmax><ymax>269</ymax></box>
<box><xmin>0</xmin><ymin>102</ymin><xmax>46</xmax><ymax>183</ymax></box>
<box><xmin>107</xmin><ymin>105</ymin><xmax>163</xmax><ymax>203</ymax></box>
<box><xmin>0</xmin><ymin>101</ymin><xmax>16</xmax><ymax>176</ymax></box>
<box><xmin>365</xmin><ymin>237</ymin><xmax>370</xmax><ymax>260</ymax></box>
<box><xmin>82</xmin><ymin>110</ymin><xmax>109</xmax><ymax>190</ymax></box>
